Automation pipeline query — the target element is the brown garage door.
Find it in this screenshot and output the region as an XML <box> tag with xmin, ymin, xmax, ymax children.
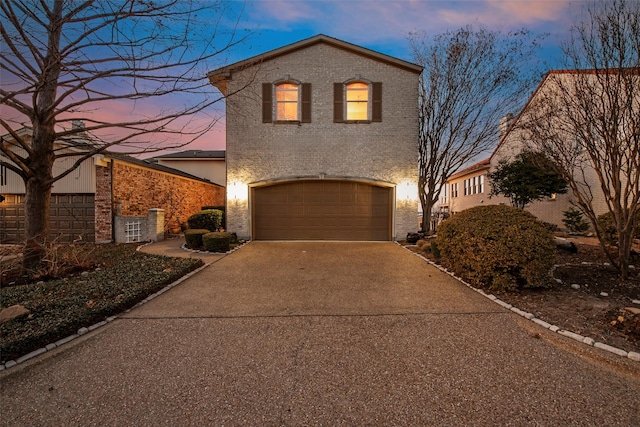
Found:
<box><xmin>0</xmin><ymin>194</ymin><xmax>95</xmax><ymax>243</ymax></box>
<box><xmin>252</xmin><ymin>180</ymin><xmax>391</xmax><ymax>241</ymax></box>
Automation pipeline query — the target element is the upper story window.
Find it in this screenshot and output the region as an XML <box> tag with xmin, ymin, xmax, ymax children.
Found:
<box><xmin>334</xmin><ymin>80</ymin><xmax>382</xmax><ymax>123</ymax></box>
<box><xmin>346</xmin><ymin>82</ymin><xmax>369</xmax><ymax>120</ymax></box>
<box><xmin>262</xmin><ymin>80</ymin><xmax>311</xmax><ymax>124</ymax></box>
<box><xmin>275</xmin><ymin>83</ymin><xmax>299</xmax><ymax>121</ymax></box>
<box><xmin>451</xmin><ymin>182</ymin><xmax>458</xmax><ymax>198</ymax></box>
<box><xmin>463</xmin><ymin>175</ymin><xmax>484</xmax><ymax>196</ymax></box>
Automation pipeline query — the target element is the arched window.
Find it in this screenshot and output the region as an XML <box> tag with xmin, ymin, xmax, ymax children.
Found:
<box><xmin>345</xmin><ymin>82</ymin><xmax>369</xmax><ymax>120</ymax></box>
<box><xmin>275</xmin><ymin>82</ymin><xmax>299</xmax><ymax>121</ymax></box>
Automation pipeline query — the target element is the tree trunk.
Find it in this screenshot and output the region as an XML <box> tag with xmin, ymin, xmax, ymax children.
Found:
<box><xmin>23</xmin><ymin>176</ymin><xmax>53</xmax><ymax>271</ymax></box>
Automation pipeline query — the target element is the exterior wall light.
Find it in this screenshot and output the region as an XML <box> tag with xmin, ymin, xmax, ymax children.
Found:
<box><xmin>227</xmin><ymin>180</ymin><xmax>248</xmax><ymax>201</ymax></box>
<box><xmin>397</xmin><ymin>180</ymin><xmax>418</xmax><ymax>202</ymax></box>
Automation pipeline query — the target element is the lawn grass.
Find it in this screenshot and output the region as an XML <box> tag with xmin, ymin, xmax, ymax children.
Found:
<box><xmin>1</xmin><ymin>244</ymin><xmax>203</xmax><ymax>363</ymax></box>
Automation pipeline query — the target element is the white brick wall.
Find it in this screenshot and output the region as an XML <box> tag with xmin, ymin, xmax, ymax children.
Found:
<box><xmin>224</xmin><ymin>42</ymin><xmax>420</xmax><ymax>240</ymax></box>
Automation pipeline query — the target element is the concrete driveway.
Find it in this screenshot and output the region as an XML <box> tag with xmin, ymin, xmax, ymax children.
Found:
<box><xmin>1</xmin><ymin>242</ymin><xmax>639</xmax><ymax>426</ymax></box>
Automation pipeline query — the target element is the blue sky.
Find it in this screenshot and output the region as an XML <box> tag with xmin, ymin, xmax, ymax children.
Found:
<box><xmin>194</xmin><ymin>0</ymin><xmax>581</xmax><ymax>151</ymax></box>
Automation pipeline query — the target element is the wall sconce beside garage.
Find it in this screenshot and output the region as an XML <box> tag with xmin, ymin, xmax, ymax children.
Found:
<box><xmin>227</xmin><ymin>180</ymin><xmax>248</xmax><ymax>202</ymax></box>
<box><xmin>397</xmin><ymin>180</ymin><xmax>418</xmax><ymax>202</ymax></box>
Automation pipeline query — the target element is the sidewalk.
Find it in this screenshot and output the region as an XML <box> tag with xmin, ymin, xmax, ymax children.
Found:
<box><xmin>136</xmin><ymin>235</ymin><xmax>228</xmax><ymax>263</ymax></box>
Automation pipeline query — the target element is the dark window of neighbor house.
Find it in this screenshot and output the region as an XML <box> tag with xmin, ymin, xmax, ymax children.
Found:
<box><xmin>262</xmin><ymin>81</ymin><xmax>311</xmax><ymax>123</ymax></box>
<box><xmin>334</xmin><ymin>81</ymin><xmax>382</xmax><ymax>123</ymax></box>
<box><xmin>0</xmin><ymin>164</ymin><xmax>6</xmax><ymax>186</ymax></box>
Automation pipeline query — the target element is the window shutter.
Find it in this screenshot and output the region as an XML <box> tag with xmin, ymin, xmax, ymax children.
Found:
<box><xmin>262</xmin><ymin>83</ymin><xmax>272</xmax><ymax>123</ymax></box>
<box><xmin>301</xmin><ymin>83</ymin><xmax>311</xmax><ymax>123</ymax></box>
<box><xmin>333</xmin><ymin>83</ymin><xmax>344</xmax><ymax>123</ymax></box>
<box><xmin>372</xmin><ymin>82</ymin><xmax>382</xmax><ymax>122</ymax></box>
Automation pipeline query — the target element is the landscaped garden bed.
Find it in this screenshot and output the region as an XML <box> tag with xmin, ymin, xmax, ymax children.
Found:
<box><xmin>0</xmin><ymin>243</ymin><xmax>203</xmax><ymax>363</ymax></box>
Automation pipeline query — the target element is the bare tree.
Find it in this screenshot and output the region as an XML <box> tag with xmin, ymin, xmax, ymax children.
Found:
<box><xmin>0</xmin><ymin>0</ymin><xmax>249</xmax><ymax>269</ymax></box>
<box><xmin>410</xmin><ymin>26</ymin><xmax>543</xmax><ymax>233</ymax></box>
<box><xmin>521</xmin><ymin>0</ymin><xmax>640</xmax><ymax>279</ymax></box>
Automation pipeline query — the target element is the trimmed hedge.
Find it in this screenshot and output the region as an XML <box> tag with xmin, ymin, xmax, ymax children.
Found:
<box><xmin>184</xmin><ymin>229</ymin><xmax>209</xmax><ymax>249</ymax></box>
<box><xmin>436</xmin><ymin>205</ymin><xmax>555</xmax><ymax>292</ymax></box>
<box><xmin>187</xmin><ymin>209</ymin><xmax>223</xmax><ymax>232</ymax></box>
<box><xmin>202</xmin><ymin>232</ymin><xmax>232</xmax><ymax>253</ymax></box>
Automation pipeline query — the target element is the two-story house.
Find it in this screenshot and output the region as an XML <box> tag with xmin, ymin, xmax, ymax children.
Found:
<box><xmin>208</xmin><ymin>35</ymin><xmax>422</xmax><ymax>241</ymax></box>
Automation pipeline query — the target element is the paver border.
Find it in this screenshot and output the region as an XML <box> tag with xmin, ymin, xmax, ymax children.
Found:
<box><xmin>397</xmin><ymin>242</ymin><xmax>640</xmax><ymax>363</ymax></box>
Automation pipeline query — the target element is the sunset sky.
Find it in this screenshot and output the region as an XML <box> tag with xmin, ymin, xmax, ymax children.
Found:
<box><xmin>192</xmin><ymin>0</ymin><xmax>581</xmax><ymax>152</ymax></box>
<box><xmin>1</xmin><ymin>1</ymin><xmax>585</xmax><ymax>154</ymax></box>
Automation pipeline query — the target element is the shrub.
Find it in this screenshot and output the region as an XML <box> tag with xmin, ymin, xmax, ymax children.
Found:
<box><xmin>202</xmin><ymin>232</ymin><xmax>232</xmax><ymax>253</ymax></box>
<box><xmin>202</xmin><ymin>205</ymin><xmax>225</xmax><ymax>228</ymax></box>
<box><xmin>596</xmin><ymin>211</ymin><xmax>640</xmax><ymax>245</ymax></box>
<box><xmin>184</xmin><ymin>229</ymin><xmax>209</xmax><ymax>249</ymax></box>
<box><xmin>187</xmin><ymin>209</ymin><xmax>223</xmax><ymax>231</ymax></box>
<box><xmin>436</xmin><ymin>205</ymin><xmax>555</xmax><ymax>292</ymax></box>
<box><xmin>562</xmin><ymin>208</ymin><xmax>590</xmax><ymax>233</ymax></box>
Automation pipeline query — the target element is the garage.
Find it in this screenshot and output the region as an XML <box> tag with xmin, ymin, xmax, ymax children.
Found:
<box><xmin>252</xmin><ymin>180</ymin><xmax>392</xmax><ymax>241</ymax></box>
<box><xmin>0</xmin><ymin>194</ymin><xmax>95</xmax><ymax>244</ymax></box>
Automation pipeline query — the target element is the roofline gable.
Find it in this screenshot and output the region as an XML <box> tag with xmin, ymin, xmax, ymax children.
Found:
<box><xmin>208</xmin><ymin>34</ymin><xmax>423</xmax><ymax>94</ymax></box>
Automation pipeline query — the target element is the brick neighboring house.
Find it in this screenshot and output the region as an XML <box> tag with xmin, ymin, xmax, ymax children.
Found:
<box><xmin>1</xmin><ymin>129</ymin><xmax>224</xmax><ymax>243</ymax></box>
<box><xmin>442</xmin><ymin>69</ymin><xmax>631</xmax><ymax>229</ymax></box>
<box><xmin>207</xmin><ymin>34</ymin><xmax>422</xmax><ymax>241</ymax></box>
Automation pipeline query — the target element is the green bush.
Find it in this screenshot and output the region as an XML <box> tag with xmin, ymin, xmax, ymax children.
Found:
<box><xmin>562</xmin><ymin>207</ymin><xmax>590</xmax><ymax>233</ymax></box>
<box><xmin>201</xmin><ymin>205</ymin><xmax>226</xmax><ymax>228</ymax></box>
<box><xmin>596</xmin><ymin>211</ymin><xmax>640</xmax><ymax>245</ymax></box>
<box><xmin>436</xmin><ymin>205</ymin><xmax>555</xmax><ymax>292</ymax></box>
<box><xmin>184</xmin><ymin>229</ymin><xmax>209</xmax><ymax>249</ymax></box>
<box><xmin>202</xmin><ymin>232</ymin><xmax>231</xmax><ymax>253</ymax></box>
<box><xmin>187</xmin><ymin>209</ymin><xmax>223</xmax><ymax>231</ymax></box>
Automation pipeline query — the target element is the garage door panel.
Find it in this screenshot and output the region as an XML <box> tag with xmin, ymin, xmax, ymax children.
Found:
<box><xmin>0</xmin><ymin>194</ymin><xmax>95</xmax><ymax>244</ymax></box>
<box><xmin>253</xmin><ymin>180</ymin><xmax>391</xmax><ymax>241</ymax></box>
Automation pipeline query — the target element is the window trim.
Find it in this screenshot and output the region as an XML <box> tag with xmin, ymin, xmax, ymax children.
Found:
<box><xmin>274</xmin><ymin>81</ymin><xmax>300</xmax><ymax>122</ymax></box>
<box><xmin>334</xmin><ymin>79</ymin><xmax>382</xmax><ymax>123</ymax></box>
<box><xmin>262</xmin><ymin>79</ymin><xmax>311</xmax><ymax>124</ymax></box>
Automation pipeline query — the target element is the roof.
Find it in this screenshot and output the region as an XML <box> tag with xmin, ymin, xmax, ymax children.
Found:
<box><xmin>449</xmin><ymin>158</ymin><xmax>491</xmax><ymax>181</ymax></box>
<box><xmin>153</xmin><ymin>150</ymin><xmax>225</xmax><ymax>160</ymax></box>
<box><xmin>105</xmin><ymin>153</ymin><xmax>222</xmax><ymax>187</ymax></box>
<box><xmin>208</xmin><ymin>34</ymin><xmax>423</xmax><ymax>95</ymax></box>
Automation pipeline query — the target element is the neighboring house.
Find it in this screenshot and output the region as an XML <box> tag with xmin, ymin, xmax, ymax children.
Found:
<box><xmin>151</xmin><ymin>150</ymin><xmax>226</xmax><ymax>186</ymax></box>
<box><xmin>207</xmin><ymin>34</ymin><xmax>422</xmax><ymax>241</ymax></box>
<box><xmin>1</xmin><ymin>129</ymin><xmax>224</xmax><ymax>243</ymax></box>
<box><xmin>442</xmin><ymin>69</ymin><xmax>623</xmax><ymax>229</ymax></box>
<box><xmin>440</xmin><ymin>158</ymin><xmax>491</xmax><ymax>217</ymax></box>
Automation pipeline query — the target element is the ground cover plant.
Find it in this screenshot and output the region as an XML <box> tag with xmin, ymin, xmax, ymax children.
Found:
<box><xmin>0</xmin><ymin>244</ymin><xmax>202</xmax><ymax>363</ymax></box>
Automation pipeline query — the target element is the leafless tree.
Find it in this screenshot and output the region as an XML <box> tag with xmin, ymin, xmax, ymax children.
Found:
<box><xmin>410</xmin><ymin>26</ymin><xmax>543</xmax><ymax>233</ymax></box>
<box><xmin>521</xmin><ymin>0</ymin><xmax>640</xmax><ymax>278</ymax></box>
<box><xmin>0</xmin><ymin>0</ymin><xmax>249</xmax><ymax>269</ymax></box>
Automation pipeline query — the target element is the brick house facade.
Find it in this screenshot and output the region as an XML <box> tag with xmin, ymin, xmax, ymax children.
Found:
<box><xmin>208</xmin><ymin>35</ymin><xmax>422</xmax><ymax>241</ymax></box>
<box><xmin>94</xmin><ymin>155</ymin><xmax>225</xmax><ymax>242</ymax></box>
<box><xmin>1</xmin><ymin>137</ymin><xmax>224</xmax><ymax>243</ymax></box>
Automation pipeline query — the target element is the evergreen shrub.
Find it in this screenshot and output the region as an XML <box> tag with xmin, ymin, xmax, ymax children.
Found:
<box><xmin>184</xmin><ymin>229</ymin><xmax>209</xmax><ymax>249</ymax></box>
<box><xmin>435</xmin><ymin>205</ymin><xmax>555</xmax><ymax>291</ymax></box>
<box><xmin>187</xmin><ymin>209</ymin><xmax>223</xmax><ymax>231</ymax></box>
<box><xmin>596</xmin><ymin>211</ymin><xmax>640</xmax><ymax>245</ymax></box>
<box><xmin>202</xmin><ymin>232</ymin><xmax>232</xmax><ymax>253</ymax></box>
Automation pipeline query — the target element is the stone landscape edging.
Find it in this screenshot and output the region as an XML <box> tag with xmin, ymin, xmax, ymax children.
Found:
<box><xmin>397</xmin><ymin>242</ymin><xmax>640</xmax><ymax>363</ymax></box>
